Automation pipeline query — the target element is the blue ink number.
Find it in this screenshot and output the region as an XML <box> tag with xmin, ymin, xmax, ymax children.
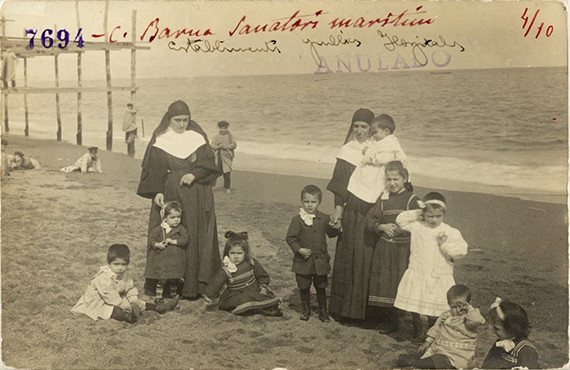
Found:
<box><xmin>25</xmin><ymin>28</ymin><xmax>85</xmax><ymax>49</ymax></box>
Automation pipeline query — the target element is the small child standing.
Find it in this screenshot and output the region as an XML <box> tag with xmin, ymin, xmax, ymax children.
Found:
<box><xmin>394</xmin><ymin>192</ymin><xmax>468</xmax><ymax>339</ymax></box>
<box><xmin>145</xmin><ymin>201</ymin><xmax>189</xmax><ymax>302</ymax></box>
<box><xmin>60</xmin><ymin>146</ymin><xmax>102</xmax><ymax>173</ymax></box>
<box><xmin>481</xmin><ymin>298</ymin><xmax>539</xmax><ymax>369</ymax></box>
<box><xmin>72</xmin><ymin>244</ymin><xmax>178</xmax><ymax>323</ymax></box>
<box><xmin>202</xmin><ymin>231</ymin><xmax>282</xmax><ymax>316</ymax></box>
<box><xmin>211</xmin><ymin>120</ymin><xmax>237</xmax><ymax>193</ymax></box>
<box><xmin>347</xmin><ymin>114</ymin><xmax>407</xmax><ymax>204</ymax></box>
<box><xmin>286</xmin><ymin>185</ymin><xmax>340</xmax><ymax>322</ymax></box>
<box><xmin>397</xmin><ymin>285</ymin><xmax>486</xmax><ymax>368</ymax></box>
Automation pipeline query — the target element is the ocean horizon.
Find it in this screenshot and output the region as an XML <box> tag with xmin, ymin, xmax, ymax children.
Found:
<box><xmin>3</xmin><ymin>67</ymin><xmax>568</xmax><ymax>203</ymax></box>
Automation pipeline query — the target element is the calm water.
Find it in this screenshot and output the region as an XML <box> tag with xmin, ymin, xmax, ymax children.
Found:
<box><xmin>5</xmin><ymin>67</ymin><xmax>568</xmax><ymax>196</ymax></box>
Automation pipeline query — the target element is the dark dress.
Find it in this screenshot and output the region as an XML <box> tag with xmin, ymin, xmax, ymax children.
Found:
<box><xmin>138</xmin><ymin>141</ymin><xmax>221</xmax><ymax>298</ymax></box>
<box><xmin>144</xmin><ymin>224</ymin><xmax>189</xmax><ymax>280</ymax></box>
<box><xmin>327</xmin><ymin>158</ymin><xmax>376</xmax><ymax>319</ymax></box>
<box><xmin>204</xmin><ymin>258</ymin><xmax>280</xmax><ymax>315</ymax></box>
<box><xmin>481</xmin><ymin>339</ymin><xmax>540</xmax><ymax>369</ymax></box>
<box><xmin>366</xmin><ymin>190</ymin><xmax>420</xmax><ymax>307</ymax></box>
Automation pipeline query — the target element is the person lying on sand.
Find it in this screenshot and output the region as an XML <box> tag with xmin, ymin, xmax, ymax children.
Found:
<box><xmin>71</xmin><ymin>244</ymin><xmax>178</xmax><ymax>324</ymax></box>
<box><xmin>60</xmin><ymin>146</ymin><xmax>102</xmax><ymax>173</ymax></box>
<box><xmin>6</xmin><ymin>151</ymin><xmax>41</xmax><ymax>171</ymax></box>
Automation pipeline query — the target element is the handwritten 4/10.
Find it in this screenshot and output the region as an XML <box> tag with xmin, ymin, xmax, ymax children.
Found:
<box><xmin>521</xmin><ymin>8</ymin><xmax>554</xmax><ymax>39</ymax></box>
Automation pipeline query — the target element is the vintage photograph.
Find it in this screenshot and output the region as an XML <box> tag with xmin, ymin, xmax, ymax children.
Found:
<box><xmin>1</xmin><ymin>0</ymin><xmax>568</xmax><ymax>368</ymax></box>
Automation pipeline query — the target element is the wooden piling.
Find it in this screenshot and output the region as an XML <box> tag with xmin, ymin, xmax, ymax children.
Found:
<box><xmin>3</xmin><ymin>93</ymin><xmax>9</xmax><ymax>133</ymax></box>
<box><xmin>127</xmin><ymin>9</ymin><xmax>137</xmax><ymax>157</ymax></box>
<box><xmin>76</xmin><ymin>0</ymin><xmax>82</xmax><ymax>145</ymax></box>
<box><xmin>54</xmin><ymin>54</ymin><xmax>62</xmax><ymax>141</ymax></box>
<box><xmin>77</xmin><ymin>53</ymin><xmax>82</xmax><ymax>145</ymax></box>
<box><xmin>104</xmin><ymin>0</ymin><xmax>113</xmax><ymax>151</ymax></box>
<box><xmin>24</xmin><ymin>57</ymin><xmax>29</xmax><ymax>136</ymax></box>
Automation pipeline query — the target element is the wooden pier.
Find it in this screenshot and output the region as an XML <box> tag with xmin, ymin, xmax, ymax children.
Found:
<box><xmin>1</xmin><ymin>8</ymin><xmax>149</xmax><ymax>155</ymax></box>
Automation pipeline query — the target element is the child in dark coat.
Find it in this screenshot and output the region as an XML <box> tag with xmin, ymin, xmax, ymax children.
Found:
<box><xmin>286</xmin><ymin>185</ymin><xmax>340</xmax><ymax>322</ymax></box>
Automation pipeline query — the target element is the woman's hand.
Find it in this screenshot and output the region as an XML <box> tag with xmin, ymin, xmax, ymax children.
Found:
<box><xmin>154</xmin><ymin>193</ymin><xmax>165</xmax><ymax>207</ymax></box>
<box><xmin>180</xmin><ymin>173</ymin><xmax>196</xmax><ymax>187</ymax></box>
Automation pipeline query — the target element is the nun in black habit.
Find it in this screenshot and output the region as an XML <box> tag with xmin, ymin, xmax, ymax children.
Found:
<box><xmin>137</xmin><ymin>100</ymin><xmax>222</xmax><ymax>299</ymax></box>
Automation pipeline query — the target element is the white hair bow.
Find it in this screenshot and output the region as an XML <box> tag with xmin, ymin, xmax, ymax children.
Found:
<box><xmin>490</xmin><ymin>297</ymin><xmax>505</xmax><ymax>320</ymax></box>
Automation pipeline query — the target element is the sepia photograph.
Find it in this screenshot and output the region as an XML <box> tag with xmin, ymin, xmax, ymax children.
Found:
<box><xmin>0</xmin><ymin>0</ymin><xmax>568</xmax><ymax>368</ymax></box>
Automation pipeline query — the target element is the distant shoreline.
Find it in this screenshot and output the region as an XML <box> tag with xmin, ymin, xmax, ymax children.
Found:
<box><xmin>3</xmin><ymin>132</ymin><xmax>566</xmax><ymax>205</ymax></box>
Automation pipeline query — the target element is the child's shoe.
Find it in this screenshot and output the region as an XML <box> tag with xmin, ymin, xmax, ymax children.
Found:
<box><xmin>149</xmin><ymin>296</ymin><xmax>179</xmax><ymax>314</ymax></box>
<box><xmin>300</xmin><ymin>300</ymin><xmax>311</xmax><ymax>321</ymax></box>
<box><xmin>261</xmin><ymin>306</ymin><xmax>283</xmax><ymax>317</ymax></box>
<box><xmin>396</xmin><ymin>353</ymin><xmax>416</xmax><ymax>368</ymax></box>
<box><xmin>318</xmin><ymin>306</ymin><xmax>330</xmax><ymax>322</ymax></box>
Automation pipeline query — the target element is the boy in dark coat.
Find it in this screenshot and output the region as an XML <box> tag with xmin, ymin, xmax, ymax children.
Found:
<box><xmin>286</xmin><ymin>185</ymin><xmax>340</xmax><ymax>322</ymax></box>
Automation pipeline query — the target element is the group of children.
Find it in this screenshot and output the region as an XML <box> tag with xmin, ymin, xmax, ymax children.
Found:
<box><xmin>70</xmin><ymin>112</ymin><xmax>540</xmax><ymax>368</ymax></box>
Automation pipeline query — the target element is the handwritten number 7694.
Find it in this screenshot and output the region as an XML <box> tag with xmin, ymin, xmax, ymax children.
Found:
<box><xmin>25</xmin><ymin>28</ymin><xmax>85</xmax><ymax>50</ymax></box>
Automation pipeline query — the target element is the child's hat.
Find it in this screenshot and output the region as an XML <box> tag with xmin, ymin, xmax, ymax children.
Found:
<box><xmin>88</xmin><ymin>146</ymin><xmax>98</xmax><ymax>153</ymax></box>
<box><xmin>218</xmin><ymin>120</ymin><xmax>230</xmax><ymax>128</ymax></box>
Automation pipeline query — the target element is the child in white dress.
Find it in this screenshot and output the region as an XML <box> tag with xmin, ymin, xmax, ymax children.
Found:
<box><xmin>347</xmin><ymin>114</ymin><xmax>407</xmax><ymax>204</ymax></box>
<box><xmin>393</xmin><ymin>192</ymin><xmax>468</xmax><ymax>339</ymax></box>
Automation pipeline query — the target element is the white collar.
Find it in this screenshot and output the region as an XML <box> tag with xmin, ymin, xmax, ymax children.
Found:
<box><xmin>299</xmin><ymin>208</ymin><xmax>317</xmax><ymax>226</ymax></box>
<box><xmin>153</xmin><ymin>129</ymin><xmax>206</xmax><ymax>159</ymax></box>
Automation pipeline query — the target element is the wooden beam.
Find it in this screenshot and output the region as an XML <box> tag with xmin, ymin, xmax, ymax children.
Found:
<box><xmin>1</xmin><ymin>86</ymin><xmax>137</xmax><ymax>95</ymax></box>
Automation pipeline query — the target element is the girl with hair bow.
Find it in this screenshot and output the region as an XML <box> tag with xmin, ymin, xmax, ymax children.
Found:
<box><xmin>393</xmin><ymin>192</ymin><xmax>469</xmax><ymax>340</ymax></box>
<box><xmin>202</xmin><ymin>231</ymin><xmax>282</xmax><ymax>317</ymax></box>
<box><xmin>481</xmin><ymin>297</ymin><xmax>539</xmax><ymax>369</ymax></box>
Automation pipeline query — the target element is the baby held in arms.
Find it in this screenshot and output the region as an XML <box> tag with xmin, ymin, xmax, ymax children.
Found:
<box><xmin>347</xmin><ymin>114</ymin><xmax>407</xmax><ymax>204</ymax></box>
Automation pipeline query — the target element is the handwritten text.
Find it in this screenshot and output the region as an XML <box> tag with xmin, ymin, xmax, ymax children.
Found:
<box><xmin>168</xmin><ymin>38</ymin><xmax>281</xmax><ymax>54</ymax></box>
<box><xmin>377</xmin><ymin>31</ymin><xmax>464</xmax><ymax>66</ymax></box>
<box><xmin>302</xmin><ymin>32</ymin><xmax>362</xmax><ymax>67</ymax></box>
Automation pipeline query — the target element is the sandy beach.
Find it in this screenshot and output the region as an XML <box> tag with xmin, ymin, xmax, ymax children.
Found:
<box><xmin>1</xmin><ymin>135</ymin><xmax>568</xmax><ymax>369</ymax></box>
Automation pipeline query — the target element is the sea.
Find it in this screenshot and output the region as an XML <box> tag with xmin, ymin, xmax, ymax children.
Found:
<box><xmin>4</xmin><ymin>67</ymin><xmax>568</xmax><ymax>203</ymax></box>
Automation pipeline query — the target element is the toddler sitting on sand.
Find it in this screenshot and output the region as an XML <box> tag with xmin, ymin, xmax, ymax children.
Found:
<box><xmin>397</xmin><ymin>285</ymin><xmax>485</xmax><ymax>368</ymax></box>
<box><xmin>202</xmin><ymin>231</ymin><xmax>282</xmax><ymax>317</ymax></box>
<box><xmin>72</xmin><ymin>244</ymin><xmax>178</xmax><ymax>323</ymax></box>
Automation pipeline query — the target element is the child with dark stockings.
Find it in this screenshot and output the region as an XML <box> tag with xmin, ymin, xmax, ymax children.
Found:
<box><xmin>286</xmin><ymin>185</ymin><xmax>340</xmax><ymax>322</ymax></box>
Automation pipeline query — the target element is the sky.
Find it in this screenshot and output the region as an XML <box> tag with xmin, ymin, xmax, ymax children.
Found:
<box><xmin>1</xmin><ymin>0</ymin><xmax>568</xmax><ymax>81</ymax></box>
